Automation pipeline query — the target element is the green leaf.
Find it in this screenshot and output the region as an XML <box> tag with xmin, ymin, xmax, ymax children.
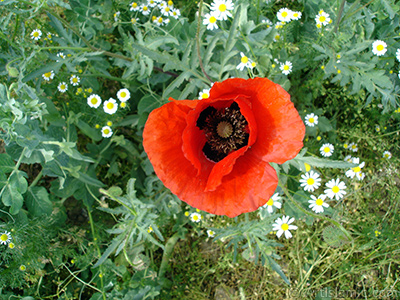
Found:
<box><xmin>138</xmin><ymin>94</ymin><xmax>164</xmax><ymax>115</ymax></box>
<box><xmin>318</xmin><ymin>116</ymin><xmax>333</xmax><ymax>132</ymax></box>
<box><xmin>294</xmin><ymin>156</ymin><xmax>356</xmax><ymax>169</ymax></box>
<box><xmin>1</xmin><ymin>185</ymin><xmax>24</xmax><ymax>215</ymax></box>
<box><xmin>47</xmin><ymin>12</ymin><xmax>76</xmax><ymax>45</ymax></box>
<box><xmin>93</xmin><ymin>234</ymin><xmax>125</xmax><ymax>268</ymax></box>
<box><xmin>76</xmin><ymin>172</ymin><xmax>104</xmax><ymax>187</ymax></box>
<box><xmin>0</xmin><ymin>153</ymin><xmax>15</xmax><ymax>173</ymax></box>
<box><xmin>266</xmin><ymin>256</ymin><xmax>290</xmax><ymax>285</ymax></box>
<box><xmin>312</xmin><ymin>43</ymin><xmax>326</xmax><ymax>54</ymax></box>
<box><xmin>76</xmin><ymin>119</ymin><xmax>102</xmax><ymax>142</ymax></box>
<box><xmin>26</xmin><ymin>186</ymin><xmax>53</xmax><ymax>216</ymax></box>
<box><xmin>322</xmin><ymin>225</ymin><xmax>351</xmax><ymax>248</ymax></box>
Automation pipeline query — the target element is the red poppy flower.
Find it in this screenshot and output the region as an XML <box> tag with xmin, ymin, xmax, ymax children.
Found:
<box><xmin>143</xmin><ymin>77</ymin><xmax>305</xmax><ymax>217</ymax></box>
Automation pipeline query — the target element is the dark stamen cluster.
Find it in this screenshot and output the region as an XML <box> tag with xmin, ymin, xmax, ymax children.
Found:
<box><xmin>196</xmin><ymin>102</ymin><xmax>249</xmax><ymax>162</ymax></box>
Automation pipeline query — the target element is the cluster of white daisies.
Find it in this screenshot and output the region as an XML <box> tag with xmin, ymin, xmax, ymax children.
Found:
<box><xmin>203</xmin><ymin>0</ymin><xmax>234</xmax><ymax>30</ymax></box>
<box><xmin>87</xmin><ymin>88</ymin><xmax>131</xmax><ymax>138</ymax></box>
<box><xmin>116</xmin><ymin>0</ymin><xmax>181</xmax><ymax>26</ymax></box>
<box><xmin>184</xmin><ymin>210</ymin><xmax>215</xmax><ymax>238</ymax></box>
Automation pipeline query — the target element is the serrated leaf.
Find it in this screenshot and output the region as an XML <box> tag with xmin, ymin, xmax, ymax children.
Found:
<box><xmin>312</xmin><ymin>43</ymin><xmax>326</xmax><ymax>54</ymax></box>
<box><xmin>93</xmin><ymin>234</ymin><xmax>125</xmax><ymax>268</ymax></box>
<box><xmin>26</xmin><ymin>186</ymin><xmax>53</xmax><ymax>216</ymax></box>
<box><xmin>138</xmin><ymin>94</ymin><xmax>164</xmax><ymax>115</ymax></box>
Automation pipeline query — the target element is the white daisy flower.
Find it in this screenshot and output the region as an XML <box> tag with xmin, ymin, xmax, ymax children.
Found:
<box><xmin>262</xmin><ymin>193</ymin><xmax>282</xmax><ymax>213</ymax></box>
<box><xmin>42</xmin><ymin>70</ymin><xmax>55</xmax><ymax>81</ymax></box>
<box><xmin>315</xmin><ymin>11</ymin><xmax>331</xmax><ymax>26</ymax></box>
<box><xmin>117</xmin><ymin>88</ymin><xmax>131</xmax><ymax>102</ymax></box>
<box><xmin>280</xmin><ymin>61</ymin><xmax>292</xmax><ymax>75</ymax></box>
<box><xmin>161</xmin><ymin>5</ymin><xmax>172</xmax><ymax>16</ymax></box>
<box><xmin>70</xmin><ymin>75</ymin><xmax>80</xmax><ymax>86</ymax></box>
<box><xmin>31</xmin><ymin>29</ymin><xmax>42</xmax><ymax>40</ymax></box>
<box><xmin>320</xmin><ymin>143</ymin><xmax>334</xmax><ymax>157</ymax></box>
<box><xmin>171</xmin><ymin>8</ymin><xmax>181</xmax><ymax>19</ymax></box>
<box><xmin>272</xmin><ymin>216</ymin><xmax>298</xmax><ymax>239</ymax></box>
<box><xmin>344</xmin><ymin>155</ymin><xmax>353</xmax><ymax>163</ymax></box>
<box><xmin>154</xmin><ymin>16</ymin><xmax>166</xmax><ymax>26</ymax></box>
<box><xmin>114</xmin><ymin>11</ymin><xmax>120</xmax><ymax>22</ymax></box>
<box><xmin>277</xmin><ymin>8</ymin><xmax>292</xmax><ymax>23</ymax></box>
<box><xmin>148</xmin><ymin>0</ymin><xmax>158</xmax><ymax>7</ymax></box>
<box><xmin>372</xmin><ymin>40</ymin><xmax>387</xmax><ymax>56</ymax></box>
<box><xmin>87</xmin><ymin>94</ymin><xmax>102</xmax><ymax>108</ymax></box>
<box><xmin>396</xmin><ymin>49</ymin><xmax>400</xmax><ymax>62</ymax></box>
<box><xmin>349</xmin><ymin>142</ymin><xmax>358</xmax><ymax>152</ymax></box>
<box><xmin>0</xmin><ymin>231</ymin><xmax>12</xmax><ymax>245</ymax></box>
<box><xmin>291</xmin><ymin>11</ymin><xmax>302</xmax><ymax>20</ymax></box>
<box><xmin>57</xmin><ymin>82</ymin><xmax>68</xmax><ymax>93</ymax></box>
<box><xmin>305</xmin><ymin>113</ymin><xmax>318</xmax><ymax>127</ymax></box>
<box><xmin>236</xmin><ymin>52</ymin><xmax>253</xmax><ymax>71</ymax></box>
<box><xmin>207</xmin><ymin>229</ymin><xmax>215</xmax><ymax>237</ymax></box>
<box><xmin>130</xmin><ymin>2</ymin><xmax>140</xmax><ymax>11</ymax></box>
<box><xmin>324</xmin><ymin>178</ymin><xmax>347</xmax><ymax>200</ymax></box>
<box><xmin>383</xmin><ymin>151</ymin><xmax>392</xmax><ymax>159</ymax></box>
<box><xmin>300</xmin><ymin>170</ymin><xmax>321</xmax><ymax>192</ymax></box>
<box><xmin>261</xmin><ymin>19</ymin><xmax>273</xmax><ymax>27</ymax></box>
<box><xmin>103</xmin><ymin>98</ymin><xmax>118</xmax><ymax>114</ymax></box>
<box><xmin>211</xmin><ymin>0</ymin><xmax>234</xmax><ymax>21</ymax></box>
<box><xmin>101</xmin><ymin>126</ymin><xmax>113</xmax><ymax>138</ymax></box>
<box><xmin>345</xmin><ymin>157</ymin><xmax>365</xmax><ymax>180</ymax></box>
<box><xmin>308</xmin><ymin>194</ymin><xmax>329</xmax><ymax>213</ymax></box>
<box><xmin>190</xmin><ymin>212</ymin><xmax>202</xmax><ymax>223</ymax></box>
<box><xmin>203</xmin><ymin>13</ymin><xmax>219</xmax><ymax>30</ymax></box>
<box><xmin>199</xmin><ymin>88</ymin><xmax>210</xmax><ymax>99</ymax></box>
<box><xmin>140</xmin><ymin>4</ymin><xmax>151</xmax><ymax>15</ymax></box>
<box><xmin>56</xmin><ymin>52</ymin><xmax>66</xmax><ymax>61</ymax></box>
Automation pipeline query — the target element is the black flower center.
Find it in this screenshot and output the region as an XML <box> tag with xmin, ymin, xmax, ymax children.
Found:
<box><xmin>196</xmin><ymin>102</ymin><xmax>249</xmax><ymax>162</ymax></box>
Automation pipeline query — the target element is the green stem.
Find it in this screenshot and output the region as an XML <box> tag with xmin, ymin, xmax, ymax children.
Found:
<box><xmin>38</xmin><ymin>46</ymin><xmax>92</xmax><ymax>52</ymax></box>
<box><xmin>84</xmin><ymin>185</ymin><xmax>106</xmax><ymax>300</ymax></box>
<box><xmin>333</xmin><ymin>0</ymin><xmax>347</xmax><ymax>33</ymax></box>
<box><xmin>99</xmin><ymin>188</ymin><xmax>137</xmax><ymax>217</ymax></box>
<box><xmin>279</xmin><ymin>183</ymin><xmax>353</xmax><ymax>242</ymax></box>
<box><xmin>29</xmin><ymin>170</ymin><xmax>43</xmax><ymax>188</ymax></box>
<box><xmin>196</xmin><ymin>0</ymin><xmax>213</xmax><ymax>83</ymax></box>
<box><xmin>158</xmin><ymin>232</ymin><xmax>181</xmax><ymax>279</ymax></box>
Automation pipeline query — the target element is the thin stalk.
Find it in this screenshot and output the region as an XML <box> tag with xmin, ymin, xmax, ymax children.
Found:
<box><xmin>99</xmin><ymin>188</ymin><xmax>137</xmax><ymax>217</ymax></box>
<box><xmin>196</xmin><ymin>0</ymin><xmax>213</xmax><ymax>83</ymax></box>
<box><xmin>333</xmin><ymin>0</ymin><xmax>347</xmax><ymax>33</ymax></box>
<box><xmin>279</xmin><ymin>183</ymin><xmax>353</xmax><ymax>242</ymax></box>
<box><xmin>158</xmin><ymin>232</ymin><xmax>181</xmax><ymax>278</ymax></box>
<box><xmin>29</xmin><ymin>170</ymin><xmax>43</xmax><ymax>188</ymax></box>
<box><xmin>84</xmin><ymin>185</ymin><xmax>106</xmax><ymax>300</ymax></box>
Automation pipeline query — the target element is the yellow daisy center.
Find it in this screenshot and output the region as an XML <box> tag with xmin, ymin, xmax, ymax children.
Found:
<box><xmin>33</xmin><ymin>31</ymin><xmax>39</xmax><ymax>37</ymax></box>
<box><xmin>168</xmin><ymin>1</ymin><xmax>173</xmax><ymax>5</ymax></box>
<box><xmin>103</xmin><ymin>129</ymin><xmax>110</xmax><ymax>135</ymax></box>
<box><xmin>324</xmin><ymin>147</ymin><xmax>331</xmax><ymax>153</ymax></box>
<box><xmin>120</xmin><ymin>92</ymin><xmax>127</xmax><ymax>98</ymax></box>
<box><xmin>316</xmin><ymin>198</ymin><xmax>324</xmax><ymax>206</ymax></box>
<box><xmin>193</xmin><ymin>215</ymin><xmax>199</xmax><ymax>221</ymax></box>
<box><xmin>165</xmin><ymin>7</ymin><xmax>170</xmax><ymax>12</ymax></box>
<box><xmin>158</xmin><ymin>17</ymin><xmax>163</xmax><ymax>23</ymax></box>
<box><xmin>267</xmin><ymin>199</ymin><xmax>273</xmax><ymax>206</ymax></box>
<box><xmin>1</xmin><ymin>234</ymin><xmax>8</xmax><ymax>242</ymax></box>
<box><xmin>353</xmin><ymin>166</ymin><xmax>361</xmax><ymax>173</ymax></box>
<box><xmin>376</xmin><ymin>44</ymin><xmax>384</xmax><ymax>51</ymax></box>
<box><xmin>44</xmin><ymin>72</ymin><xmax>52</xmax><ymax>78</ymax></box>
<box><xmin>107</xmin><ymin>102</ymin><xmax>114</xmax><ymax>110</ymax></box>
<box><xmin>219</xmin><ymin>4</ymin><xmax>227</xmax><ymax>12</ymax></box>
<box><xmin>60</xmin><ymin>84</ymin><xmax>66</xmax><ymax>90</ymax></box>
<box><xmin>275</xmin><ymin>35</ymin><xmax>280</xmax><ymax>40</ymax></box>
<box><xmin>309</xmin><ymin>117</ymin><xmax>314</xmax><ymax>123</ymax></box>
<box><xmin>332</xmin><ymin>186</ymin><xmax>340</xmax><ymax>193</ymax></box>
<box><xmin>241</xmin><ymin>56</ymin><xmax>249</xmax><ymax>64</ymax></box>
<box><xmin>72</xmin><ymin>78</ymin><xmax>78</xmax><ymax>83</ymax></box>
<box><xmin>282</xmin><ymin>11</ymin><xmax>288</xmax><ymax>17</ymax></box>
<box><xmin>143</xmin><ymin>6</ymin><xmax>148</xmax><ymax>11</ymax></box>
<box><xmin>319</xmin><ymin>16</ymin><xmax>326</xmax><ymax>22</ymax></box>
<box><xmin>307</xmin><ymin>178</ymin><xmax>315</xmax><ymax>185</ymax></box>
<box><xmin>281</xmin><ymin>223</ymin><xmax>289</xmax><ymax>231</ymax></box>
<box><xmin>283</xmin><ymin>65</ymin><xmax>290</xmax><ymax>70</ymax></box>
<box><xmin>293</xmin><ymin>13</ymin><xmax>298</xmax><ymax>17</ymax></box>
<box><xmin>120</xmin><ymin>102</ymin><xmax>127</xmax><ymax>108</ymax></box>
<box><xmin>91</xmin><ymin>98</ymin><xmax>98</xmax><ymax>105</ymax></box>
<box><xmin>210</xmin><ymin>16</ymin><xmax>217</xmax><ymax>23</ymax></box>
<box><xmin>202</xmin><ymin>93</ymin><xmax>209</xmax><ymax>99</ymax></box>
<box><xmin>132</xmin><ymin>3</ymin><xmax>137</xmax><ymax>8</ymax></box>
